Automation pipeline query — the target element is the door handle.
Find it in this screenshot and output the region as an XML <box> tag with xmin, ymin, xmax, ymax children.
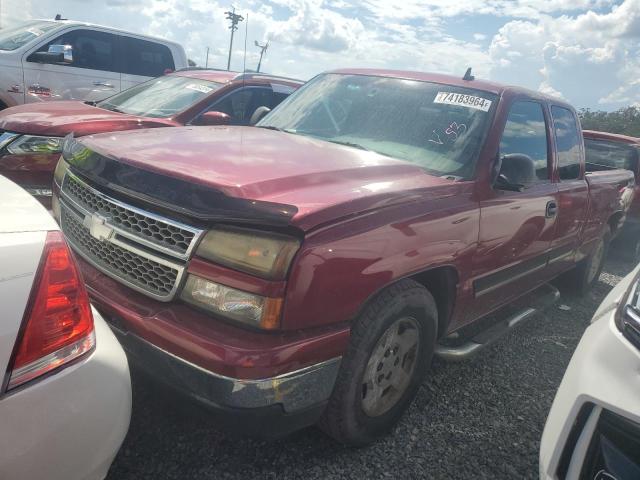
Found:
<box><xmin>546</xmin><ymin>201</ymin><xmax>558</xmax><ymax>218</ymax></box>
<box><xmin>93</xmin><ymin>81</ymin><xmax>114</xmax><ymax>88</ymax></box>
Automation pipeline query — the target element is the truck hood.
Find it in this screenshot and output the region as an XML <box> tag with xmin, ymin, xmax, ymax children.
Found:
<box><xmin>0</xmin><ymin>101</ymin><xmax>176</xmax><ymax>137</ymax></box>
<box><xmin>75</xmin><ymin>126</ymin><xmax>457</xmax><ymax>230</ymax></box>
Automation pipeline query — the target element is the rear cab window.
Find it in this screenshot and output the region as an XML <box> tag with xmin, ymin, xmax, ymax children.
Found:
<box><xmin>551</xmin><ymin>106</ymin><xmax>583</xmax><ymax>180</ymax></box>
<box><xmin>584</xmin><ymin>138</ymin><xmax>639</xmax><ymax>176</ymax></box>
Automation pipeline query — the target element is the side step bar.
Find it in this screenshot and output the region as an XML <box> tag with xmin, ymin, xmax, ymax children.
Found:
<box><xmin>435</xmin><ymin>283</ymin><xmax>560</xmax><ymax>362</ymax></box>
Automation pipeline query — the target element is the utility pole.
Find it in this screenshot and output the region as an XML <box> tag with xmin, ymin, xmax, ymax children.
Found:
<box><xmin>225</xmin><ymin>7</ymin><xmax>244</xmax><ymax>71</ymax></box>
<box><xmin>205</xmin><ymin>46</ymin><xmax>209</xmax><ymax>68</ymax></box>
<box><xmin>255</xmin><ymin>40</ymin><xmax>269</xmax><ymax>73</ymax></box>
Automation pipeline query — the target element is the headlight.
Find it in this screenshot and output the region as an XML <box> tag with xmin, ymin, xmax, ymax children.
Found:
<box><xmin>181</xmin><ymin>275</ymin><xmax>283</xmax><ymax>329</ymax></box>
<box><xmin>53</xmin><ymin>156</ymin><xmax>69</xmax><ymax>186</ymax></box>
<box><xmin>6</xmin><ymin>135</ymin><xmax>63</xmax><ymax>155</ymax></box>
<box><xmin>195</xmin><ymin>227</ymin><xmax>300</xmax><ymax>280</ymax></box>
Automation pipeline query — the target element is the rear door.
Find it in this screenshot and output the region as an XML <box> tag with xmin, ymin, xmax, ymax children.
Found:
<box><xmin>120</xmin><ymin>36</ymin><xmax>176</xmax><ymax>91</ymax></box>
<box><xmin>548</xmin><ymin>106</ymin><xmax>589</xmax><ymax>272</ymax></box>
<box><xmin>22</xmin><ymin>28</ymin><xmax>121</xmax><ymax>103</ymax></box>
<box><xmin>472</xmin><ymin>100</ymin><xmax>558</xmax><ymax>316</ymax></box>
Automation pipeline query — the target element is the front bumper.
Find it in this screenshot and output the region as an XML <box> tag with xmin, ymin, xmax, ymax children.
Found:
<box><xmin>540</xmin><ymin>281</ymin><xmax>640</xmax><ymax>479</ymax></box>
<box><xmin>108</xmin><ymin>322</ymin><xmax>340</xmax><ymax>436</ymax></box>
<box><xmin>0</xmin><ymin>308</ymin><xmax>131</xmax><ymax>480</ymax></box>
<box><xmin>72</xmin><ymin>230</ymin><xmax>347</xmax><ymax>435</ymax></box>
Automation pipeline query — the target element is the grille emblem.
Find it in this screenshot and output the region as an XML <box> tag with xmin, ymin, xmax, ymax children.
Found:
<box><xmin>83</xmin><ymin>213</ymin><xmax>114</xmax><ymax>242</ymax></box>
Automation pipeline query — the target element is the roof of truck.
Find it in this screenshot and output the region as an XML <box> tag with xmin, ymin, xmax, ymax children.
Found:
<box><xmin>33</xmin><ymin>19</ymin><xmax>184</xmax><ymax>49</ymax></box>
<box><xmin>583</xmin><ymin>130</ymin><xmax>640</xmax><ymax>145</ymax></box>
<box><xmin>172</xmin><ymin>68</ymin><xmax>304</xmax><ymax>85</ymax></box>
<box><xmin>328</xmin><ymin>68</ymin><xmax>574</xmax><ymax>109</ymax></box>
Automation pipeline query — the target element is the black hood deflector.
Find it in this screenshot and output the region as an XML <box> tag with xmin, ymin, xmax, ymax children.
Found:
<box><xmin>64</xmin><ymin>148</ymin><xmax>298</xmax><ymax>227</ymax></box>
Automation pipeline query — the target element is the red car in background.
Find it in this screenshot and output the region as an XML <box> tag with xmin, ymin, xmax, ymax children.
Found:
<box><xmin>0</xmin><ymin>69</ymin><xmax>302</xmax><ymax>207</ymax></box>
<box><xmin>583</xmin><ymin>130</ymin><xmax>640</xmax><ymax>258</ymax></box>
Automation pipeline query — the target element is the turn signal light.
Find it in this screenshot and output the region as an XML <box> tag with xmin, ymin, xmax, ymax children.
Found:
<box><xmin>7</xmin><ymin>231</ymin><xmax>95</xmax><ymax>390</ymax></box>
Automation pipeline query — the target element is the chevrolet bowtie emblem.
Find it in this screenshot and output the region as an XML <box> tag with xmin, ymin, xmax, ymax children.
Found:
<box><xmin>83</xmin><ymin>214</ymin><xmax>114</xmax><ymax>242</ymax></box>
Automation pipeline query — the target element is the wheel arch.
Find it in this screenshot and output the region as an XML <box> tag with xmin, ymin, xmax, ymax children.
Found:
<box><xmin>607</xmin><ymin>210</ymin><xmax>625</xmax><ymax>237</ymax></box>
<box><xmin>356</xmin><ymin>265</ymin><xmax>459</xmax><ymax>340</ymax></box>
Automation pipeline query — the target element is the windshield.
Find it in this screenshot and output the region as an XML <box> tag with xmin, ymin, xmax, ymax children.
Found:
<box><xmin>0</xmin><ymin>21</ymin><xmax>60</xmax><ymax>51</ymax></box>
<box><xmin>259</xmin><ymin>73</ymin><xmax>497</xmax><ymax>178</ymax></box>
<box><xmin>584</xmin><ymin>138</ymin><xmax>639</xmax><ymax>174</ymax></box>
<box><xmin>97</xmin><ymin>76</ymin><xmax>223</xmax><ymax>118</ymax></box>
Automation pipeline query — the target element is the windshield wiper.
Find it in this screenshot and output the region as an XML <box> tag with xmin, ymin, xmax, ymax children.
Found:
<box><xmin>257</xmin><ymin>125</ymin><xmax>288</xmax><ymax>132</ymax></box>
<box><xmin>98</xmin><ymin>104</ymin><xmax>124</xmax><ymax>114</ymax></box>
<box><xmin>327</xmin><ymin>140</ymin><xmax>372</xmax><ymax>152</ymax></box>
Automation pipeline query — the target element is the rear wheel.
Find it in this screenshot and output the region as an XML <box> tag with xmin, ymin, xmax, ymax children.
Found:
<box><xmin>570</xmin><ymin>226</ymin><xmax>610</xmax><ymax>295</ymax></box>
<box><xmin>319</xmin><ymin>279</ymin><xmax>438</xmax><ymax>446</ymax></box>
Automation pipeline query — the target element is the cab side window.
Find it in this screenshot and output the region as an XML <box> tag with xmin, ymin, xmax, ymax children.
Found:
<box><xmin>551</xmin><ymin>106</ymin><xmax>582</xmax><ymax>180</ymax></box>
<box><xmin>209</xmin><ymin>87</ymin><xmax>274</xmax><ymax>125</ymax></box>
<box><xmin>121</xmin><ymin>36</ymin><xmax>175</xmax><ymax>77</ymax></box>
<box><xmin>500</xmin><ymin>101</ymin><xmax>550</xmax><ymax>183</ymax></box>
<box><xmin>28</xmin><ymin>29</ymin><xmax>117</xmax><ymax>72</ymax></box>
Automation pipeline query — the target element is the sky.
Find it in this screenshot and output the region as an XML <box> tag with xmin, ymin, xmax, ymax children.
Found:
<box><xmin>1</xmin><ymin>0</ymin><xmax>638</xmax><ymax>110</ymax></box>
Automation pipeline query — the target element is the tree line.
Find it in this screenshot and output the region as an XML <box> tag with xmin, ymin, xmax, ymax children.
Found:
<box><xmin>579</xmin><ymin>106</ymin><xmax>640</xmax><ymax>137</ymax></box>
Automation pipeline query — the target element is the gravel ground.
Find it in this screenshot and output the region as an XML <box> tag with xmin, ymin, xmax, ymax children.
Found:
<box><xmin>107</xmin><ymin>257</ymin><xmax>635</xmax><ymax>480</ymax></box>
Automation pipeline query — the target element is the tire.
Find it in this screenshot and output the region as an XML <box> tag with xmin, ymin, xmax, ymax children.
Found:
<box><xmin>0</xmin><ymin>102</ymin><xmax>6</xmax><ymax>111</ymax></box>
<box><xmin>569</xmin><ymin>226</ymin><xmax>610</xmax><ymax>296</ymax></box>
<box><xmin>318</xmin><ymin>279</ymin><xmax>438</xmax><ymax>446</ymax></box>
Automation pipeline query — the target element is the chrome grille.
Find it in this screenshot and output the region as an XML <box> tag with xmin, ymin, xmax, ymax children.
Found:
<box><xmin>63</xmin><ymin>174</ymin><xmax>195</xmax><ymax>256</ymax></box>
<box><xmin>58</xmin><ymin>171</ymin><xmax>203</xmax><ymax>301</ymax></box>
<box><xmin>62</xmin><ymin>207</ymin><xmax>179</xmax><ymax>298</ymax></box>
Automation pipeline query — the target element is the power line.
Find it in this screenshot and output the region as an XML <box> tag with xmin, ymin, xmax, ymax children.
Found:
<box><xmin>225</xmin><ymin>6</ymin><xmax>244</xmax><ymax>71</ymax></box>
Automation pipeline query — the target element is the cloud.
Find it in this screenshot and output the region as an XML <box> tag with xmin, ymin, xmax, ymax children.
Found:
<box><xmin>266</xmin><ymin>0</ymin><xmax>365</xmax><ymax>52</ymax></box>
<box><xmin>488</xmin><ymin>0</ymin><xmax>640</xmax><ymax>108</ymax></box>
<box><xmin>0</xmin><ymin>0</ymin><xmax>639</xmax><ymax>109</ymax></box>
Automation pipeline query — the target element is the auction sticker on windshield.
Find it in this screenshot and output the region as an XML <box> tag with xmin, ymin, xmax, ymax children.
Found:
<box><xmin>186</xmin><ymin>84</ymin><xmax>213</xmax><ymax>94</ymax></box>
<box><xmin>434</xmin><ymin>92</ymin><xmax>492</xmax><ymax>112</ymax></box>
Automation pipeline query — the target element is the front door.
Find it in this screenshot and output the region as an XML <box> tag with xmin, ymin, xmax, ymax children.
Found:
<box><xmin>470</xmin><ymin>100</ymin><xmax>558</xmax><ymax>320</ymax></box>
<box><xmin>22</xmin><ymin>28</ymin><xmax>121</xmax><ymax>104</ymax></box>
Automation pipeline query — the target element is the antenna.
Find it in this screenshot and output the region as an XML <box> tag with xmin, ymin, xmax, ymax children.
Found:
<box><xmin>243</xmin><ymin>13</ymin><xmax>248</xmax><ymax>73</ymax></box>
<box><xmin>463</xmin><ymin>67</ymin><xmax>474</xmax><ymax>81</ymax></box>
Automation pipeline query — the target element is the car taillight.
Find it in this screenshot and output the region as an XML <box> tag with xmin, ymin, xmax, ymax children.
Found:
<box><xmin>6</xmin><ymin>231</ymin><xmax>95</xmax><ymax>390</ymax></box>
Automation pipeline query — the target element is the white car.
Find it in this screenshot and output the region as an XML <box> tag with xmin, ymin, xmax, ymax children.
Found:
<box><xmin>540</xmin><ymin>265</ymin><xmax>640</xmax><ymax>479</ymax></box>
<box><xmin>0</xmin><ymin>175</ymin><xmax>131</xmax><ymax>480</ymax></box>
<box><xmin>0</xmin><ymin>18</ymin><xmax>187</xmax><ymax>110</ymax></box>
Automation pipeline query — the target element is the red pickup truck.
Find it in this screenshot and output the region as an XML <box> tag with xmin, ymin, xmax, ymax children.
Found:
<box><xmin>583</xmin><ymin>130</ymin><xmax>640</xmax><ymax>259</ymax></box>
<box><xmin>0</xmin><ymin>69</ymin><xmax>301</xmax><ymax>207</ymax></box>
<box><xmin>52</xmin><ymin>69</ymin><xmax>634</xmax><ymax>445</ymax></box>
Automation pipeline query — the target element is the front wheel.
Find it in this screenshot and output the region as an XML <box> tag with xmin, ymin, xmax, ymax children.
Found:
<box><xmin>319</xmin><ymin>279</ymin><xmax>438</xmax><ymax>446</ymax></box>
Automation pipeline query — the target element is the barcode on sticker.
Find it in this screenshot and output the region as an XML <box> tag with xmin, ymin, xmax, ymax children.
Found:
<box><xmin>434</xmin><ymin>92</ymin><xmax>492</xmax><ymax>112</ymax></box>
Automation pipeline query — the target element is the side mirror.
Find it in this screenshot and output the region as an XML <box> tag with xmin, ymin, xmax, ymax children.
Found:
<box><xmin>30</xmin><ymin>44</ymin><xmax>73</xmax><ymax>64</ymax></box>
<box><xmin>494</xmin><ymin>153</ymin><xmax>536</xmax><ymax>192</ymax></box>
<box><xmin>250</xmin><ymin>106</ymin><xmax>271</xmax><ymax>126</ymax></box>
<box><xmin>197</xmin><ymin>111</ymin><xmax>231</xmax><ymax>126</ymax></box>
